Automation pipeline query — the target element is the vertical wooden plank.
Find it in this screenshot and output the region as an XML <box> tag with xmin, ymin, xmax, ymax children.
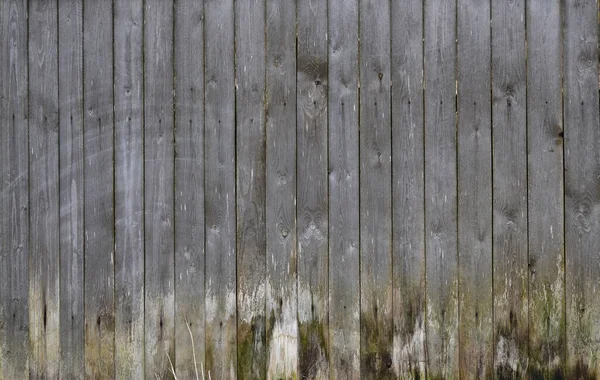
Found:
<box><xmin>297</xmin><ymin>0</ymin><xmax>328</xmax><ymax>378</ymax></box>
<box><xmin>0</xmin><ymin>0</ymin><xmax>29</xmax><ymax>378</ymax></box>
<box><xmin>204</xmin><ymin>0</ymin><xmax>237</xmax><ymax>376</ymax></box>
<box><xmin>527</xmin><ymin>0</ymin><xmax>565</xmax><ymax>377</ymax></box>
<box><xmin>390</xmin><ymin>0</ymin><xmax>426</xmax><ymax>378</ymax></box>
<box><xmin>235</xmin><ymin>0</ymin><xmax>266</xmax><ymax>377</ymax></box>
<box><xmin>114</xmin><ymin>0</ymin><xmax>144</xmax><ymax>377</ymax></box>
<box><xmin>564</xmin><ymin>0</ymin><xmax>600</xmax><ymax>377</ymax></box>
<box><xmin>174</xmin><ymin>0</ymin><xmax>205</xmax><ymax>378</ymax></box>
<box><xmin>58</xmin><ymin>0</ymin><xmax>84</xmax><ymax>377</ymax></box>
<box><xmin>457</xmin><ymin>0</ymin><xmax>493</xmax><ymax>378</ymax></box>
<box><xmin>83</xmin><ymin>0</ymin><xmax>115</xmax><ymax>377</ymax></box>
<box><xmin>359</xmin><ymin>0</ymin><xmax>393</xmax><ymax>378</ymax></box>
<box><xmin>491</xmin><ymin>0</ymin><xmax>528</xmax><ymax>377</ymax></box>
<box><xmin>328</xmin><ymin>0</ymin><xmax>360</xmax><ymax>377</ymax></box>
<box><xmin>424</xmin><ymin>0</ymin><xmax>458</xmax><ymax>378</ymax></box>
<box><xmin>265</xmin><ymin>0</ymin><xmax>297</xmax><ymax>377</ymax></box>
<box><xmin>144</xmin><ymin>0</ymin><xmax>175</xmax><ymax>377</ymax></box>
<box><xmin>28</xmin><ymin>0</ymin><xmax>60</xmax><ymax>378</ymax></box>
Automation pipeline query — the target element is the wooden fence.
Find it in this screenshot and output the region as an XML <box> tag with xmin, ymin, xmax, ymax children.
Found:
<box><xmin>1</xmin><ymin>0</ymin><xmax>600</xmax><ymax>378</ymax></box>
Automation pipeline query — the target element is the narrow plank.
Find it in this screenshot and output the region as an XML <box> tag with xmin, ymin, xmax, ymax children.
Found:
<box><xmin>0</xmin><ymin>0</ymin><xmax>29</xmax><ymax>378</ymax></box>
<box><xmin>424</xmin><ymin>0</ymin><xmax>458</xmax><ymax>377</ymax></box>
<box><xmin>265</xmin><ymin>0</ymin><xmax>298</xmax><ymax>377</ymax></box>
<box><xmin>235</xmin><ymin>0</ymin><xmax>266</xmax><ymax>377</ymax></box>
<box><xmin>174</xmin><ymin>0</ymin><xmax>205</xmax><ymax>378</ymax></box>
<box><xmin>456</xmin><ymin>0</ymin><xmax>493</xmax><ymax>378</ymax></box>
<box><xmin>58</xmin><ymin>0</ymin><xmax>85</xmax><ymax>377</ymax></box>
<box><xmin>144</xmin><ymin>0</ymin><xmax>175</xmax><ymax>377</ymax></box>
<box><xmin>564</xmin><ymin>0</ymin><xmax>600</xmax><ymax>377</ymax></box>
<box><xmin>114</xmin><ymin>0</ymin><xmax>144</xmax><ymax>377</ymax></box>
<box><xmin>83</xmin><ymin>0</ymin><xmax>115</xmax><ymax>377</ymax></box>
<box><xmin>491</xmin><ymin>0</ymin><xmax>528</xmax><ymax>377</ymax></box>
<box><xmin>204</xmin><ymin>0</ymin><xmax>237</xmax><ymax>376</ymax></box>
<box><xmin>328</xmin><ymin>0</ymin><xmax>360</xmax><ymax>377</ymax></box>
<box><xmin>28</xmin><ymin>0</ymin><xmax>60</xmax><ymax>378</ymax></box>
<box><xmin>297</xmin><ymin>0</ymin><xmax>329</xmax><ymax>378</ymax></box>
<box><xmin>359</xmin><ymin>0</ymin><xmax>393</xmax><ymax>377</ymax></box>
<box><xmin>526</xmin><ymin>0</ymin><xmax>565</xmax><ymax>377</ymax></box>
<box><xmin>390</xmin><ymin>0</ymin><xmax>426</xmax><ymax>377</ymax></box>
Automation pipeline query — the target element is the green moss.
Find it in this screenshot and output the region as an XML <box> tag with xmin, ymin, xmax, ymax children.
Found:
<box><xmin>360</xmin><ymin>311</ymin><xmax>394</xmax><ymax>380</ymax></box>
<box><xmin>238</xmin><ymin>316</ymin><xmax>266</xmax><ymax>380</ymax></box>
<box><xmin>299</xmin><ymin>319</ymin><xmax>329</xmax><ymax>379</ymax></box>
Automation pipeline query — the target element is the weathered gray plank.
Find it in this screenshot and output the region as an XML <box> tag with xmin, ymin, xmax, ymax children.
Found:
<box><xmin>265</xmin><ymin>0</ymin><xmax>298</xmax><ymax>377</ymax></box>
<box><xmin>564</xmin><ymin>0</ymin><xmax>600</xmax><ymax>377</ymax></box>
<box><xmin>456</xmin><ymin>0</ymin><xmax>493</xmax><ymax>378</ymax></box>
<box><xmin>58</xmin><ymin>0</ymin><xmax>84</xmax><ymax>377</ymax></box>
<box><xmin>297</xmin><ymin>0</ymin><xmax>328</xmax><ymax>378</ymax></box>
<box><xmin>174</xmin><ymin>0</ymin><xmax>205</xmax><ymax>378</ymax></box>
<box><xmin>144</xmin><ymin>0</ymin><xmax>175</xmax><ymax>378</ymax></box>
<box><xmin>491</xmin><ymin>0</ymin><xmax>528</xmax><ymax>377</ymax></box>
<box><xmin>424</xmin><ymin>0</ymin><xmax>458</xmax><ymax>377</ymax></box>
<box><xmin>328</xmin><ymin>0</ymin><xmax>360</xmax><ymax>377</ymax></box>
<box><xmin>28</xmin><ymin>0</ymin><xmax>60</xmax><ymax>378</ymax></box>
<box><xmin>359</xmin><ymin>0</ymin><xmax>393</xmax><ymax>377</ymax></box>
<box><xmin>526</xmin><ymin>0</ymin><xmax>565</xmax><ymax>377</ymax></box>
<box><xmin>235</xmin><ymin>0</ymin><xmax>266</xmax><ymax>377</ymax></box>
<box><xmin>204</xmin><ymin>0</ymin><xmax>237</xmax><ymax>376</ymax></box>
<box><xmin>390</xmin><ymin>0</ymin><xmax>426</xmax><ymax>378</ymax></box>
<box><xmin>0</xmin><ymin>0</ymin><xmax>29</xmax><ymax>378</ymax></box>
<box><xmin>83</xmin><ymin>0</ymin><xmax>115</xmax><ymax>377</ymax></box>
<box><xmin>114</xmin><ymin>0</ymin><xmax>144</xmax><ymax>377</ymax></box>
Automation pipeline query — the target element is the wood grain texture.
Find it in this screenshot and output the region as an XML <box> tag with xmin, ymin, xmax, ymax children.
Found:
<box><xmin>359</xmin><ymin>0</ymin><xmax>393</xmax><ymax>378</ymax></box>
<box><xmin>0</xmin><ymin>0</ymin><xmax>29</xmax><ymax>378</ymax></box>
<box><xmin>58</xmin><ymin>0</ymin><xmax>85</xmax><ymax>377</ymax></box>
<box><xmin>328</xmin><ymin>0</ymin><xmax>360</xmax><ymax>378</ymax></box>
<box><xmin>564</xmin><ymin>0</ymin><xmax>600</xmax><ymax>377</ymax></box>
<box><xmin>114</xmin><ymin>0</ymin><xmax>144</xmax><ymax>378</ymax></box>
<box><xmin>265</xmin><ymin>0</ymin><xmax>298</xmax><ymax>377</ymax></box>
<box><xmin>174</xmin><ymin>0</ymin><xmax>205</xmax><ymax>378</ymax></box>
<box><xmin>297</xmin><ymin>0</ymin><xmax>329</xmax><ymax>378</ymax></box>
<box><xmin>424</xmin><ymin>0</ymin><xmax>458</xmax><ymax>377</ymax></box>
<box><xmin>526</xmin><ymin>0</ymin><xmax>565</xmax><ymax>377</ymax></box>
<box><xmin>457</xmin><ymin>1</ymin><xmax>493</xmax><ymax>378</ymax></box>
<box><xmin>391</xmin><ymin>0</ymin><xmax>426</xmax><ymax>378</ymax></box>
<box><xmin>144</xmin><ymin>0</ymin><xmax>175</xmax><ymax>378</ymax></box>
<box><xmin>204</xmin><ymin>0</ymin><xmax>237</xmax><ymax>377</ymax></box>
<box><xmin>491</xmin><ymin>0</ymin><xmax>528</xmax><ymax>378</ymax></box>
<box><xmin>29</xmin><ymin>0</ymin><xmax>60</xmax><ymax>378</ymax></box>
<box><xmin>83</xmin><ymin>0</ymin><xmax>115</xmax><ymax>377</ymax></box>
<box><xmin>235</xmin><ymin>0</ymin><xmax>266</xmax><ymax>377</ymax></box>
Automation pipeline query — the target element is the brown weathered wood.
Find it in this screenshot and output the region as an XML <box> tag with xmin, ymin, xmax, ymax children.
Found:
<box><xmin>114</xmin><ymin>0</ymin><xmax>144</xmax><ymax>377</ymax></box>
<box><xmin>491</xmin><ymin>0</ymin><xmax>528</xmax><ymax>377</ymax></box>
<box><xmin>457</xmin><ymin>0</ymin><xmax>493</xmax><ymax>378</ymax></box>
<box><xmin>0</xmin><ymin>0</ymin><xmax>29</xmax><ymax>378</ymax></box>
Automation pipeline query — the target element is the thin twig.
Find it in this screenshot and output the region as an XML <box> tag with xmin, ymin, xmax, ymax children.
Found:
<box><xmin>185</xmin><ymin>315</ymin><xmax>200</xmax><ymax>380</ymax></box>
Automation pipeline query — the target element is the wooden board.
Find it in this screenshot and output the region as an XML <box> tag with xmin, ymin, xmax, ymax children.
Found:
<box><xmin>491</xmin><ymin>0</ymin><xmax>528</xmax><ymax>377</ymax></box>
<box><xmin>456</xmin><ymin>0</ymin><xmax>493</xmax><ymax>378</ymax></box>
<box><xmin>564</xmin><ymin>0</ymin><xmax>600</xmax><ymax>377</ymax></box>
<box><xmin>29</xmin><ymin>1</ymin><xmax>60</xmax><ymax>378</ymax></box>
<box><xmin>83</xmin><ymin>0</ymin><xmax>115</xmax><ymax>377</ymax></box>
<box><xmin>204</xmin><ymin>0</ymin><xmax>237</xmax><ymax>376</ymax></box>
<box><xmin>328</xmin><ymin>0</ymin><xmax>360</xmax><ymax>377</ymax></box>
<box><xmin>58</xmin><ymin>0</ymin><xmax>85</xmax><ymax>377</ymax></box>
<box><xmin>0</xmin><ymin>0</ymin><xmax>29</xmax><ymax>378</ymax></box>
<box><xmin>235</xmin><ymin>0</ymin><xmax>266</xmax><ymax>377</ymax></box>
<box><xmin>297</xmin><ymin>0</ymin><xmax>329</xmax><ymax>378</ymax></box>
<box><xmin>526</xmin><ymin>0</ymin><xmax>565</xmax><ymax>377</ymax></box>
<box><xmin>390</xmin><ymin>0</ymin><xmax>426</xmax><ymax>378</ymax></box>
<box><xmin>424</xmin><ymin>0</ymin><xmax>458</xmax><ymax>377</ymax></box>
<box><xmin>114</xmin><ymin>0</ymin><xmax>144</xmax><ymax>378</ymax></box>
<box><xmin>144</xmin><ymin>0</ymin><xmax>175</xmax><ymax>378</ymax></box>
<box><xmin>174</xmin><ymin>0</ymin><xmax>205</xmax><ymax>378</ymax></box>
<box><xmin>359</xmin><ymin>0</ymin><xmax>393</xmax><ymax>378</ymax></box>
<box><xmin>265</xmin><ymin>0</ymin><xmax>298</xmax><ymax>377</ymax></box>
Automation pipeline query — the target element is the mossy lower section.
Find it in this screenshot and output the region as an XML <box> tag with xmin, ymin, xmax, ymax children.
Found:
<box><xmin>238</xmin><ymin>315</ymin><xmax>267</xmax><ymax>380</ymax></box>
<box><xmin>361</xmin><ymin>311</ymin><xmax>394</xmax><ymax>380</ymax></box>
<box><xmin>495</xmin><ymin>316</ymin><xmax>528</xmax><ymax>380</ymax></box>
<box><xmin>299</xmin><ymin>319</ymin><xmax>329</xmax><ymax>379</ymax></box>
